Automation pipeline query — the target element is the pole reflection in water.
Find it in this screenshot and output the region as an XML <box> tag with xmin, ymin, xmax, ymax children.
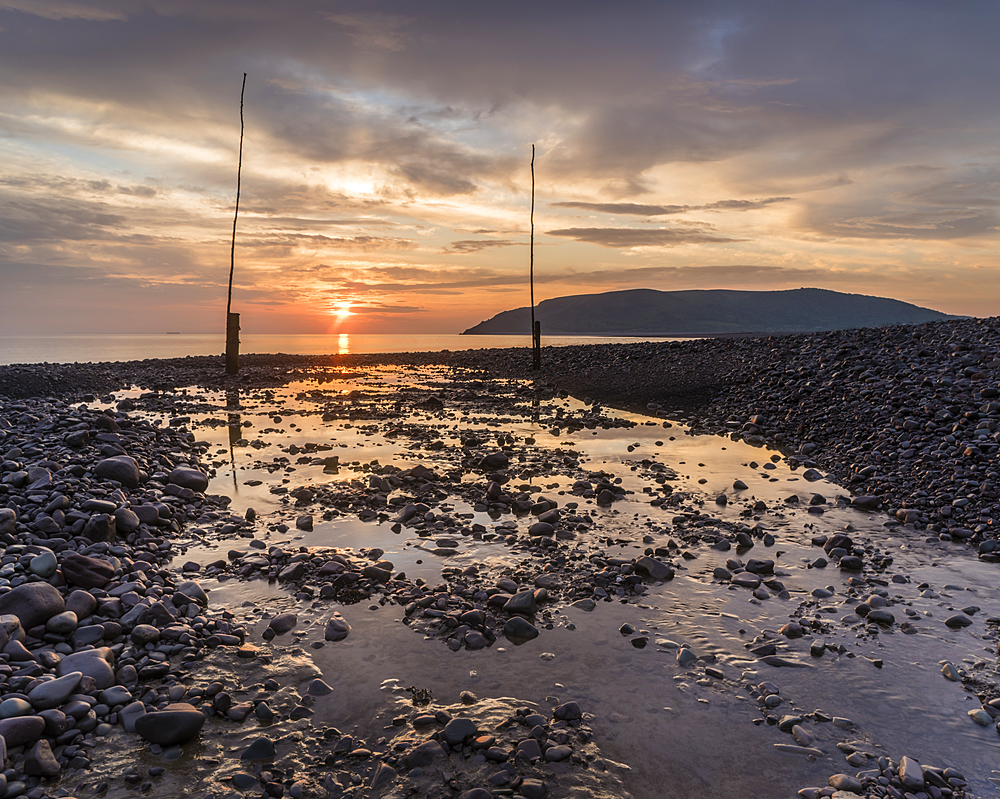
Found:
<box><xmin>338</xmin><ymin>333</ymin><xmax>349</xmax><ymax>354</ymax></box>
<box><xmin>226</xmin><ymin>386</ymin><xmax>241</xmax><ymax>491</ymax></box>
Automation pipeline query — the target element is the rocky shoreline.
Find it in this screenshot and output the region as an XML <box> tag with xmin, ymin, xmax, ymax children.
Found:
<box><xmin>5</xmin><ymin>315</ymin><xmax>1000</xmax><ymax>557</ymax></box>
<box><xmin>0</xmin><ymin>316</ymin><xmax>998</xmax><ymax>798</ymax></box>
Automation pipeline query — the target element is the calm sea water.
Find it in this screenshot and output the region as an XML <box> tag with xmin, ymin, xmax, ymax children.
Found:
<box><xmin>0</xmin><ymin>333</ymin><xmax>691</xmax><ymax>366</ymax></box>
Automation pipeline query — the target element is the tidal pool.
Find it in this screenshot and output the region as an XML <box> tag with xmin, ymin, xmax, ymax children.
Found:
<box><xmin>112</xmin><ymin>365</ymin><xmax>999</xmax><ymax>798</ymax></box>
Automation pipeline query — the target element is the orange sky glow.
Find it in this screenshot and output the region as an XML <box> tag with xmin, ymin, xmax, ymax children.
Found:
<box><xmin>1</xmin><ymin>1</ymin><xmax>998</xmax><ymax>336</ymax></box>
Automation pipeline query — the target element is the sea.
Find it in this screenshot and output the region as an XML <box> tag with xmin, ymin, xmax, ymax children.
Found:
<box><xmin>0</xmin><ymin>333</ymin><xmax>692</xmax><ymax>366</ymax></box>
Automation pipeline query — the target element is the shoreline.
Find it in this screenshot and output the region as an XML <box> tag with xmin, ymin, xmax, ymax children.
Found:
<box><xmin>4</xmin><ymin>315</ymin><xmax>1000</xmax><ymax>553</ymax></box>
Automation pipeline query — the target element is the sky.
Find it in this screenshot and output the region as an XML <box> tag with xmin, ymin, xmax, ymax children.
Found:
<box><xmin>1</xmin><ymin>0</ymin><xmax>999</xmax><ymax>336</ymax></box>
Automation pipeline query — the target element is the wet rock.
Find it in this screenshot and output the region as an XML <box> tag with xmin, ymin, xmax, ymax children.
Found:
<box><xmin>899</xmin><ymin>756</ymin><xmax>924</xmax><ymax>789</ymax></box>
<box><xmin>0</xmin><ymin>715</ymin><xmax>45</xmax><ymax>747</ymax></box>
<box><xmin>60</xmin><ymin>552</ymin><xmax>115</xmax><ymax>589</ymax></box>
<box><xmin>94</xmin><ymin>455</ymin><xmax>141</xmax><ymax>488</ymax></box>
<box><xmin>634</xmin><ymin>555</ymin><xmax>673</xmax><ymax>581</ymax></box>
<box><xmin>57</xmin><ymin>647</ymin><xmax>115</xmax><ymax>688</ymax></box>
<box><xmin>168</xmin><ymin>466</ymin><xmax>209</xmax><ymax>492</ymax></box>
<box><xmin>268</xmin><ymin>613</ymin><xmax>298</xmax><ymax>635</ymax></box>
<box><xmin>27</xmin><ymin>671</ymin><xmax>82</xmax><ymax>710</ymax></box>
<box><xmin>24</xmin><ymin>739</ymin><xmax>60</xmax><ymax>777</ymax></box>
<box><xmin>504</xmin><ymin>617</ymin><xmax>539</xmax><ymax>642</ymax></box>
<box><xmin>135</xmin><ymin>702</ymin><xmax>206</xmax><ymax>745</ymax></box>
<box><xmin>83</xmin><ymin>512</ymin><xmax>116</xmax><ymax>543</ymax></box>
<box><xmin>241</xmin><ymin>737</ymin><xmax>277</xmax><ymax>761</ymax></box>
<box><xmin>442</xmin><ymin>717</ymin><xmax>479</xmax><ymax>746</ymax></box>
<box><xmin>325</xmin><ymin>612</ymin><xmax>351</xmax><ymax>641</ymax></box>
<box><xmin>503</xmin><ymin>591</ymin><xmax>537</xmax><ymax>616</ymax></box>
<box><xmin>0</xmin><ymin>582</ymin><xmax>65</xmax><ymax>629</ymax></box>
<box><xmin>404</xmin><ymin>740</ymin><xmax>445</xmax><ymax>768</ymax></box>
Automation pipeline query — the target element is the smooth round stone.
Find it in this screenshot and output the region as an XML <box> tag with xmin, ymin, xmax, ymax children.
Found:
<box><xmin>168</xmin><ymin>466</ymin><xmax>209</xmax><ymax>492</ymax></box>
<box><xmin>0</xmin><ymin>698</ymin><xmax>32</xmax><ymax>718</ymax></box>
<box><xmin>731</xmin><ymin>572</ymin><xmax>761</xmax><ymax>589</ymax></box>
<box><xmin>0</xmin><ymin>582</ymin><xmax>65</xmax><ymax>629</ymax></box>
<box><xmin>94</xmin><ymin>455</ymin><xmax>141</xmax><ymax>488</ymax></box>
<box><xmin>503</xmin><ymin>591</ymin><xmax>537</xmax><ymax>616</ymax></box>
<box><xmin>27</xmin><ymin>671</ymin><xmax>82</xmax><ymax>710</ymax></box>
<box><xmin>131</xmin><ymin>624</ymin><xmax>161</xmax><ymax>645</ymax></box>
<box><xmin>324</xmin><ymin>613</ymin><xmax>351</xmax><ymax>642</ymax></box>
<box><xmin>134</xmin><ymin>703</ymin><xmax>206</xmax><ymax>745</ymax></box>
<box><xmin>866</xmin><ymin>609</ymin><xmax>894</xmax><ymax>626</ymax></box>
<box><xmin>100</xmin><ymin>686</ymin><xmax>133</xmax><ymax>706</ymax></box>
<box><xmin>28</xmin><ymin>551</ymin><xmax>57</xmax><ymax>579</ymax></box>
<box><xmin>119</xmin><ymin>701</ymin><xmax>146</xmax><ymax>732</ymax></box>
<box><xmin>968</xmin><ymin>708</ymin><xmax>992</xmax><ymax>726</ymax></box>
<box><xmin>442</xmin><ymin>718</ymin><xmax>478</xmax><ymax>746</ymax></box>
<box><xmin>268</xmin><ymin>613</ymin><xmax>297</xmax><ymax>635</ymax></box>
<box><xmin>57</xmin><ymin>647</ymin><xmax>115</xmax><ymax>689</ymax></box>
<box><xmin>0</xmin><ymin>715</ymin><xmax>46</xmax><ymax>746</ymax></box>
<box><xmin>503</xmin><ymin>616</ymin><xmax>539</xmax><ymax>642</ymax></box>
<box><xmin>241</xmin><ymin>737</ymin><xmax>277</xmax><ymax>761</ymax></box>
<box><xmin>46</xmin><ymin>610</ymin><xmax>78</xmax><ymax>634</ymax></box>
<box><xmin>545</xmin><ymin>745</ymin><xmax>572</xmax><ymax>762</ymax></box>
<box><xmin>306</xmin><ymin>679</ymin><xmax>333</xmax><ymax>696</ymax></box>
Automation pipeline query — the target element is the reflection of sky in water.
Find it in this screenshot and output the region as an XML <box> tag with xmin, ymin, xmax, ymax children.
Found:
<box><xmin>121</xmin><ymin>367</ymin><xmax>1000</xmax><ymax>798</ymax></box>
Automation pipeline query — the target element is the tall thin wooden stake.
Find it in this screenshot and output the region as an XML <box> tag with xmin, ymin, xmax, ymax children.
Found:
<box><xmin>226</xmin><ymin>73</ymin><xmax>247</xmax><ymax>375</ymax></box>
<box><xmin>530</xmin><ymin>144</ymin><xmax>540</xmax><ymax>370</ymax></box>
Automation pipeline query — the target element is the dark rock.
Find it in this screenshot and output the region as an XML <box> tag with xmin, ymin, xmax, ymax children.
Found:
<box><xmin>135</xmin><ymin>703</ymin><xmax>206</xmax><ymax>745</ymax></box>
<box><xmin>94</xmin><ymin>455</ymin><xmax>141</xmax><ymax>488</ymax></box>
<box><xmin>60</xmin><ymin>552</ymin><xmax>115</xmax><ymax>589</ymax></box>
<box><xmin>0</xmin><ymin>583</ymin><xmax>65</xmax><ymax>629</ymax></box>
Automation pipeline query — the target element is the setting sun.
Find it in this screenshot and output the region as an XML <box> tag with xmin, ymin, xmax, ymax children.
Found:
<box><xmin>334</xmin><ymin>302</ymin><xmax>352</xmax><ymax>320</ymax></box>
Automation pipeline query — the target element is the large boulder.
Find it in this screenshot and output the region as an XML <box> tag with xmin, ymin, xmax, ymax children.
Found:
<box><xmin>134</xmin><ymin>703</ymin><xmax>206</xmax><ymax>745</ymax></box>
<box><xmin>57</xmin><ymin>647</ymin><xmax>114</xmax><ymax>689</ymax></box>
<box><xmin>83</xmin><ymin>514</ymin><xmax>116</xmax><ymax>544</ymax></box>
<box><xmin>0</xmin><ymin>507</ymin><xmax>17</xmax><ymax>535</ymax></box>
<box><xmin>0</xmin><ymin>583</ymin><xmax>65</xmax><ymax>630</ymax></box>
<box><xmin>0</xmin><ymin>715</ymin><xmax>45</xmax><ymax>747</ymax></box>
<box><xmin>60</xmin><ymin>552</ymin><xmax>115</xmax><ymax>589</ymax></box>
<box><xmin>94</xmin><ymin>456</ymin><xmax>141</xmax><ymax>488</ymax></box>
<box><xmin>168</xmin><ymin>467</ymin><xmax>209</xmax><ymax>493</ymax></box>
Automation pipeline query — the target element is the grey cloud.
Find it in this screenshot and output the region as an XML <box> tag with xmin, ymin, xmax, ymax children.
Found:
<box><xmin>808</xmin><ymin>208</ymin><xmax>999</xmax><ymax>241</ymax></box>
<box><xmin>0</xmin><ymin>1</ymin><xmax>126</xmax><ymax>21</ymax></box>
<box><xmin>0</xmin><ymin>197</ymin><xmax>127</xmax><ymax>243</ymax></box>
<box><xmin>445</xmin><ymin>239</ymin><xmax>517</xmax><ymax>254</ymax></box>
<box><xmin>551</xmin><ymin>197</ymin><xmax>791</xmax><ymax>216</ymax></box>
<box><xmin>545</xmin><ymin>227</ymin><xmax>737</xmax><ymax>248</ymax></box>
<box><xmin>701</xmin><ymin>197</ymin><xmax>791</xmax><ymax>210</ymax></box>
<box><xmin>551</xmin><ymin>202</ymin><xmax>688</xmax><ymax>216</ymax></box>
<box><xmin>241</xmin><ymin>233</ymin><xmax>415</xmax><ymax>252</ymax></box>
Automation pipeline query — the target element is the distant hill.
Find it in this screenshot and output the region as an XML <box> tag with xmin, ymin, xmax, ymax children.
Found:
<box><xmin>461</xmin><ymin>288</ymin><xmax>957</xmax><ymax>336</ymax></box>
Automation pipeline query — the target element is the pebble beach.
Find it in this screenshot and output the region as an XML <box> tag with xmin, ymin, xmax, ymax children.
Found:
<box><xmin>0</xmin><ymin>315</ymin><xmax>999</xmax><ymax>799</ymax></box>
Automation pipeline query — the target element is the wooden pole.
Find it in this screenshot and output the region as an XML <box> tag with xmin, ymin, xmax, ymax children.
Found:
<box><xmin>225</xmin><ymin>72</ymin><xmax>247</xmax><ymax>375</ymax></box>
<box><xmin>530</xmin><ymin>144</ymin><xmax>540</xmax><ymax>370</ymax></box>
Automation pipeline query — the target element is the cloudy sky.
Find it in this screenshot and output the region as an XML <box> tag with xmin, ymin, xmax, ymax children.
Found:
<box><xmin>1</xmin><ymin>0</ymin><xmax>998</xmax><ymax>336</ymax></box>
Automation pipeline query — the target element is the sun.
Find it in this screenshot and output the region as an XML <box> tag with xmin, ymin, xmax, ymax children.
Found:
<box><xmin>333</xmin><ymin>302</ymin><xmax>353</xmax><ymax>321</ymax></box>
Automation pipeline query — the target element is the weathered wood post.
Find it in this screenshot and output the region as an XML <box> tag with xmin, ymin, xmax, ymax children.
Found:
<box><xmin>226</xmin><ymin>312</ymin><xmax>240</xmax><ymax>374</ymax></box>
<box><xmin>225</xmin><ymin>72</ymin><xmax>247</xmax><ymax>375</ymax></box>
<box><xmin>529</xmin><ymin>144</ymin><xmax>541</xmax><ymax>370</ymax></box>
<box><xmin>533</xmin><ymin>320</ymin><xmax>541</xmax><ymax>370</ymax></box>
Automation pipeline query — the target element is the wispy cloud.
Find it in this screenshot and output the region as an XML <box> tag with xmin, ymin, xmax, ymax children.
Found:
<box><xmin>545</xmin><ymin>226</ymin><xmax>738</xmax><ymax>247</ymax></box>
